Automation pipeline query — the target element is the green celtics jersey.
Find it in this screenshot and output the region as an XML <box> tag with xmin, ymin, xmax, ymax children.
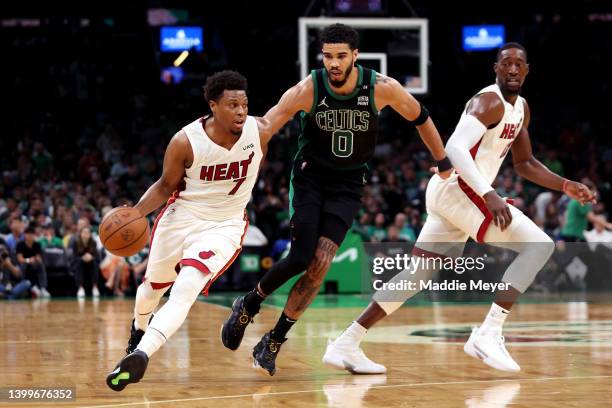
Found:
<box><xmin>296</xmin><ymin>65</ymin><xmax>379</xmax><ymax>170</ymax></box>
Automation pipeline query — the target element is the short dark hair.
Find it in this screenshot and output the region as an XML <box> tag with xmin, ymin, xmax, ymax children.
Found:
<box><xmin>320</xmin><ymin>23</ymin><xmax>359</xmax><ymax>50</ymax></box>
<box><xmin>24</xmin><ymin>226</ymin><xmax>36</xmax><ymax>235</ymax></box>
<box><xmin>203</xmin><ymin>70</ymin><xmax>248</xmax><ymax>103</ymax></box>
<box><xmin>497</xmin><ymin>42</ymin><xmax>527</xmax><ymax>61</ymax></box>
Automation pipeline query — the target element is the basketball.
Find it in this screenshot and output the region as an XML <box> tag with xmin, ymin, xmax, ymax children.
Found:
<box><xmin>99</xmin><ymin>206</ymin><xmax>150</xmax><ymax>257</ymax></box>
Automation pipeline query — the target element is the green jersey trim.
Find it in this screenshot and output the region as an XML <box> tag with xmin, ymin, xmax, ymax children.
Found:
<box><xmin>309</xmin><ymin>69</ymin><xmax>318</xmax><ymax>114</ymax></box>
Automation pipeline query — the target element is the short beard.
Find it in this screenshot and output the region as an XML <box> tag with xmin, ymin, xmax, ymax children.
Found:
<box><xmin>498</xmin><ymin>79</ymin><xmax>521</xmax><ymax>97</ymax></box>
<box><xmin>501</xmin><ymin>85</ymin><xmax>520</xmax><ymax>96</ymax></box>
<box><xmin>328</xmin><ymin>61</ymin><xmax>354</xmax><ymax>88</ymax></box>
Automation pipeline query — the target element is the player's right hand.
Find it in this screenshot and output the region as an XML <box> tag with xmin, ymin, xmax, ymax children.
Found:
<box><xmin>564</xmin><ymin>181</ymin><xmax>597</xmax><ymax>206</ymax></box>
<box><xmin>483</xmin><ymin>191</ymin><xmax>512</xmax><ymax>231</ymax></box>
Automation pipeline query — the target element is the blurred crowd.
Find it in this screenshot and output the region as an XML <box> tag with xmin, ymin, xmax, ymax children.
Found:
<box><xmin>2</xmin><ymin>6</ymin><xmax>612</xmax><ymax>299</ymax></box>
<box><xmin>1</xmin><ymin>109</ymin><xmax>611</xmax><ymax>300</ymax></box>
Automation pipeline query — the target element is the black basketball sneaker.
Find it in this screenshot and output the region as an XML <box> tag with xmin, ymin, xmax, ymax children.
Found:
<box><xmin>106</xmin><ymin>350</ymin><xmax>149</xmax><ymax>392</ymax></box>
<box><xmin>126</xmin><ymin>315</ymin><xmax>154</xmax><ymax>354</ymax></box>
<box><xmin>221</xmin><ymin>296</ymin><xmax>257</xmax><ymax>350</ymax></box>
<box><xmin>252</xmin><ymin>331</ymin><xmax>286</xmax><ymax>376</ymax></box>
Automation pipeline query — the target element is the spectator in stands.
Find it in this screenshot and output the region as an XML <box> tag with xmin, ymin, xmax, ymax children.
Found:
<box><xmin>382</xmin><ymin>225</ymin><xmax>408</xmax><ymax>243</ymax></box>
<box><xmin>31</xmin><ymin>141</ymin><xmax>54</xmax><ymax>177</ymax></box>
<box><xmin>125</xmin><ymin>245</ymin><xmax>149</xmax><ymax>289</ymax></box>
<box><xmin>368</xmin><ymin>213</ymin><xmax>387</xmax><ymax>242</ymax></box>
<box><xmin>71</xmin><ymin>226</ymin><xmax>101</xmax><ymax>298</ymax></box>
<box><xmin>0</xmin><ymin>241</ymin><xmax>32</xmax><ymax>300</ymax></box>
<box><xmin>382</xmin><ymin>172</ymin><xmax>403</xmax><ymax>216</ymax></box>
<box><xmin>584</xmin><ymin>214</ymin><xmax>612</xmax><ymax>251</ymax></box>
<box><xmin>352</xmin><ymin>212</ymin><xmax>372</xmax><ymax>241</ymax></box>
<box><xmin>543</xmin><ymin>149</ymin><xmax>564</xmax><ymax>177</ymax></box>
<box><xmin>534</xmin><ymin>191</ymin><xmax>562</xmax><ymax>224</ymax></box>
<box><xmin>38</xmin><ymin>224</ymin><xmax>63</xmax><ymax>249</ymax></box>
<box><xmin>543</xmin><ymin>202</ymin><xmax>562</xmax><ymax>238</ymax></box>
<box><xmin>100</xmin><ymin>253</ymin><xmax>129</xmax><ymax>297</ymax></box>
<box><xmin>496</xmin><ymin>176</ymin><xmax>518</xmax><ymax>198</ymax></box>
<box><xmin>61</xmin><ymin>212</ymin><xmax>77</xmax><ymax>248</ymax></box>
<box><xmin>561</xmin><ymin>179</ymin><xmax>611</xmax><ymax>241</ymax></box>
<box><xmin>16</xmin><ymin>226</ymin><xmax>50</xmax><ymax>298</ymax></box>
<box><xmin>5</xmin><ymin>218</ymin><xmax>24</xmax><ymax>254</ymax></box>
<box><xmin>393</xmin><ymin>212</ymin><xmax>416</xmax><ymax>242</ymax></box>
<box><xmin>0</xmin><ymin>197</ymin><xmax>19</xmax><ymax>233</ymax></box>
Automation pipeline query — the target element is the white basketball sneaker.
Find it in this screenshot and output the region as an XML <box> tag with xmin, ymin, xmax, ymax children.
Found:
<box><xmin>464</xmin><ymin>327</ymin><xmax>520</xmax><ymax>373</ymax></box>
<box><xmin>323</xmin><ymin>339</ymin><xmax>387</xmax><ymax>374</ymax></box>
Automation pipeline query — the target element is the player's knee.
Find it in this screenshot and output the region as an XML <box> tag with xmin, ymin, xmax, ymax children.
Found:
<box><xmin>304</xmin><ymin>246</ymin><xmax>336</xmax><ymax>284</ymax></box>
<box><xmin>171</xmin><ymin>267</ymin><xmax>208</xmax><ymax>307</ymax></box>
<box><xmin>139</xmin><ymin>281</ymin><xmax>157</xmax><ymax>299</ymax></box>
<box><xmin>524</xmin><ymin>227</ymin><xmax>555</xmax><ymax>260</ymax></box>
<box><xmin>169</xmin><ymin>282</ymin><xmax>200</xmax><ymax>309</ymax></box>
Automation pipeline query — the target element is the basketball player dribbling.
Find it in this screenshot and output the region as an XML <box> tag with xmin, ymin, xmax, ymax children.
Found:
<box><xmin>325</xmin><ymin>43</ymin><xmax>597</xmax><ymax>374</ymax></box>
<box><xmin>106</xmin><ymin>71</ymin><xmax>287</xmax><ymax>391</ymax></box>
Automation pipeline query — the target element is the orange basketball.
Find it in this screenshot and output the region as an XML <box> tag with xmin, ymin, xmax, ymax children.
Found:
<box><xmin>99</xmin><ymin>207</ymin><xmax>150</xmax><ymax>257</ymax></box>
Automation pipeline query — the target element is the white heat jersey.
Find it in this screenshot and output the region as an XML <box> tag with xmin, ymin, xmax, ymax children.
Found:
<box><xmin>175</xmin><ymin>115</ymin><xmax>263</xmax><ymax>221</ymax></box>
<box><xmin>459</xmin><ymin>84</ymin><xmax>525</xmax><ymax>185</ymax></box>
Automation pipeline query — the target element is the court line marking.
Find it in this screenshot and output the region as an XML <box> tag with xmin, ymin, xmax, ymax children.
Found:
<box><xmin>79</xmin><ymin>374</ymin><xmax>612</xmax><ymax>407</ymax></box>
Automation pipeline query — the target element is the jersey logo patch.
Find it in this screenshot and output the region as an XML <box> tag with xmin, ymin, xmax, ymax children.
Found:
<box><xmin>358</xmin><ymin>96</ymin><xmax>369</xmax><ymax>106</ymax></box>
<box><xmin>318</xmin><ymin>97</ymin><xmax>329</xmax><ymax>108</ymax></box>
<box><xmin>199</xmin><ymin>250</ymin><xmax>215</xmax><ymax>260</ymax></box>
<box><xmin>242</xmin><ymin>143</ymin><xmax>254</xmax><ymax>150</ymax></box>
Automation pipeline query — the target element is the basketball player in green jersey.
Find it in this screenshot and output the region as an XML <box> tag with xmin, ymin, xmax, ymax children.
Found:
<box><xmin>222</xmin><ymin>23</ymin><xmax>453</xmax><ymax>375</ymax></box>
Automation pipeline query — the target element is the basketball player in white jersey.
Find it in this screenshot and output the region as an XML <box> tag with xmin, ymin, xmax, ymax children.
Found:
<box><xmin>324</xmin><ymin>43</ymin><xmax>596</xmax><ymax>374</ymax></box>
<box><xmin>106</xmin><ymin>71</ymin><xmax>288</xmax><ymax>391</ymax></box>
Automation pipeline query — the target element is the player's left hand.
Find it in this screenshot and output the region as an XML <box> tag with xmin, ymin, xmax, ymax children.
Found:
<box><xmin>430</xmin><ymin>166</ymin><xmax>454</xmax><ymax>180</ymax></box>
<box><xmin>564</xmin><ymin>181</ymin><xmax>597</xmax><ymax>205</ymax></box>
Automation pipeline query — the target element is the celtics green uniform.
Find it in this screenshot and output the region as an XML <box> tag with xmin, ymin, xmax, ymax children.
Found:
<box><xmin>289</xmin><ymin>64</ymin><xmax>378</xmax><ymax>243</ymax></box>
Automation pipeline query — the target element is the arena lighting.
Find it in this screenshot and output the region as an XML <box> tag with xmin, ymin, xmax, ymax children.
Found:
<box><xmin>160</xmin><ymin>26</ymin><xmax>203</xmax><ymax>52</ymax></box>
<box><xmin>463</xmin><ymin>25</ymin><xmax>505</xmax><ymax>51</ymax></box>
<box><xmin>173</xmin><ymin>50</ymin><xmax>189</xmax><ymax>67</ymax></box>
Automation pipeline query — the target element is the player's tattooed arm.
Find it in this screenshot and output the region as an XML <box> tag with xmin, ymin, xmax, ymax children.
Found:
<box><xmin>284</xmin><ymin>237</ymin><xmax>338</xmax><ymax>320</ymax></box>
<box><xmin>257</xmin><ymin>76</ymin><xmax>314</xmax><ymax>147</ymax></box>
<box><xmin>375</xmin><ymin>73</ymin><xmax>392</xmax><ymax>84</ymax></box>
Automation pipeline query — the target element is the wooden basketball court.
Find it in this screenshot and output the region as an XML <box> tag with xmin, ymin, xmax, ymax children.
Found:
<box><xmin>2</xmin><ymin>295</ymin><xmax>612</xmax><ymax>407</ymax></box>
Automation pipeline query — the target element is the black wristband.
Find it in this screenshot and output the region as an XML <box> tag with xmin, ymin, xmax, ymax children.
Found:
<box><xmin>436</xmin><ymin>156</ymin><xmax>452</xmax><ymax>172</ymax></box>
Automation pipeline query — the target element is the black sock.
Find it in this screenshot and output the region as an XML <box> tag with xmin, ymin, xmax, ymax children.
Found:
<box><xmin>270</xmin><ymin>312</ymin><xmax>296</xmax><ymax>341</ymax></box>
<box><xmin>243</xmin><ymin>286</ymin><xmax>266</xmax><ymax>315</ymax></box>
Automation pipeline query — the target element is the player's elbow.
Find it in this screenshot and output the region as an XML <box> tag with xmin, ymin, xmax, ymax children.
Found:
<box><xmin>514</xmin><ymin>161</ymin><xmax>528</xmax><ymax>178</ymax></box>
<box><xmin>513</xmin><ymin>157</ymin><xmax>535</xmax><ymax>178</ymax></box>
<box><xmin>158</xmin><ymin>178</ymin><xmax>177</xmax><ymax>197</ymax></box>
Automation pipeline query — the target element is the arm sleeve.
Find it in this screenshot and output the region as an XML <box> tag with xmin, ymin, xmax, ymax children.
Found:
<box><xmin>445</xmin><ymin>114</ymin><xmax>494</xmax><ymax>196</ymax></box>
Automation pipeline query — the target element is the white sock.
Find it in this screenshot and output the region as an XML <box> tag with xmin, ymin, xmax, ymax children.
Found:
<box><xmin>136</xmin><ymin>266</ymin><xmax>210</xmax><ymax>357</ymax></box>
<box><xmin>335</xmin><ymin>321</ymin><xmax>367</xmax><ymax>347</ymax></box>
<box><xmin>136</xmin><ymin>327</ymin><xmax>166</xmax><ymax>357</ymax></box>
<box><xmin>134</xmin><ymin>281</ymin><xmax>167</xmax><ymax>331</ymax></box>
<box><xmin>479</xmin><ymin>303</ymin><xmax>509</xmax><ymax>334</ymax></box>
